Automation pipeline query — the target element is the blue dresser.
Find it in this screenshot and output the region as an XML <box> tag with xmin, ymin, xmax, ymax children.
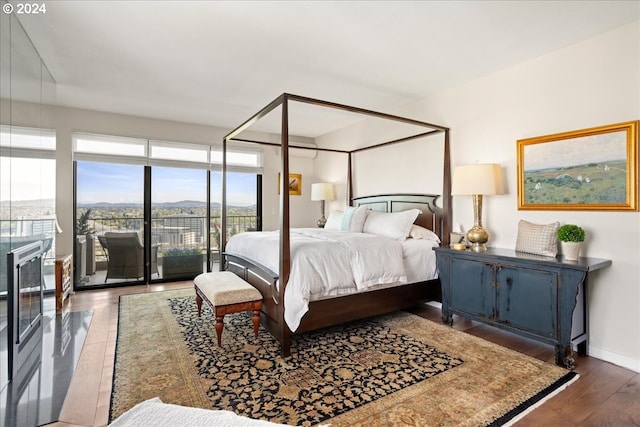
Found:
<box><xmin>434</xmin><ymin>247</ymin><xmax>611</xmax><ymax>369</ymax></box>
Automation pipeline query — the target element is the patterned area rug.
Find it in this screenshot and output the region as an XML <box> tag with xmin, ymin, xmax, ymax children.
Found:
<box><xmin>110</xmin><ymin>289</ymin><xmax>577</xmax><ymax>426</ymax></box>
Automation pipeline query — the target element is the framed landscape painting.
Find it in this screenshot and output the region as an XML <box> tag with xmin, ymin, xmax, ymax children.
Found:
<box><xmin>517</xmin><ymin>121</ymin><xmax>638</xmax><ymax>211</ymax></box>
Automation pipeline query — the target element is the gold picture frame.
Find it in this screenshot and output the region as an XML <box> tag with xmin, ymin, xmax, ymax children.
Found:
<box><xmin>517</xmin><ymin>120</ymin><xmax>638</xmax><ymax>211</ymax></box>
<box><xmin>278</xmin><ymin>173</ymin><xmax>302</xmax><ymax>196</ymax></box>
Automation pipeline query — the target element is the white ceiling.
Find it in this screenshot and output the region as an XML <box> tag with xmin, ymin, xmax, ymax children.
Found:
<box><xmin>13</xmin><ymin>0</ymin><xmax>640</xmax><ymax>136</ymax></box>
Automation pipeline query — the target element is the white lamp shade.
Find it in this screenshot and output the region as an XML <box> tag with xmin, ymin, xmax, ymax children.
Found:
<box><xmin>451</xmin><ymin>163</ymin><xmax>504</xmax><ymax>195</ymax></box>
<box><xmin>311</xmin><ymin>183</ymin><xmax>335</xmax><ymax>201</ymax></box>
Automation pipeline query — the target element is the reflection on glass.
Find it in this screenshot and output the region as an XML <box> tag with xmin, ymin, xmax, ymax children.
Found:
<box><xmin>1</xmin><ymin>9</ymin><xmax>57</xmax><ymax>397</ymax></box>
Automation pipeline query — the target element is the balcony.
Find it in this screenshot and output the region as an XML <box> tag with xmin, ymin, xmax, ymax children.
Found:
<box><xmin>76</xmin><ymin>214</ymin><xmax>258</xmax><ymax>287</ymax></box>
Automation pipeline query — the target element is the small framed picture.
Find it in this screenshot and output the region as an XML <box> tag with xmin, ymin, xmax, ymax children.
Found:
<box><xmin>278</xmin><ymin>173</ymin><xmax>302</xmax><ymax>196</ymax></box>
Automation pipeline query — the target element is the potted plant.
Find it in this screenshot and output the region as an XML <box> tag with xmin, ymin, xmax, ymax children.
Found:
<box><xmin>557</xmin><ymin>224</ymin><xmax>585</xmax><ymax>261</ymax></box>
<box><xmin>76</xmin><ymin>208</ymin><xmax>97</xmax><ymax>276</ymax></box>
<box><xmin>76</xmin><ymin>208</ymin><xmax>95</xmax><ymax>236</ymax></box>
<box><xmin>162</xmin><ymin>248</ymin><xmax>204</xmax><ymax>280</ymax></box>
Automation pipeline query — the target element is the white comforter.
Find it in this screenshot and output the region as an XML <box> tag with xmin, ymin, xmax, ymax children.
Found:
<box><xmin>225</xmin><ymin>228</ymin><xmax>411</xmax><ymax>331</ymax></box>
<box><xmin>109</xmin><ymin>397</ymin><xmax>300</xmax><ymax>427</ymax></box>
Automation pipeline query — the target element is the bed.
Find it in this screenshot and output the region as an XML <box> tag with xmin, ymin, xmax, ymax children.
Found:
<box><xmin>221</xmin><ymin>94</ymin><xmax>451</xmax><ymax>356</ymax></box>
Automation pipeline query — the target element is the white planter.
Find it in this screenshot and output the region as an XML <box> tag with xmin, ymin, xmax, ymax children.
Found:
<box><xmin>560</xmin><ymin>241</ymin><xmax>581</xmax><ymax>261</ymax></box>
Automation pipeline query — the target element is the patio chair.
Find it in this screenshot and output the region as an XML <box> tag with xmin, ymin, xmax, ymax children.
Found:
<box><xmin>97</xmin><ymin>232</ymin><xmax>158</xmax><ymax>282</ymax></box>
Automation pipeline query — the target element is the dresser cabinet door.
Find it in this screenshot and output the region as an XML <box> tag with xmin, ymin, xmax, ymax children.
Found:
<box><xmin>495</xmin><ymin>266</ymin><xmax>558</xmax><ymax>339</ymax></box>
<box><xmin>449</xmin><ymin>258</ymin><xmax>494</xmax><ymax>319</ymax></box>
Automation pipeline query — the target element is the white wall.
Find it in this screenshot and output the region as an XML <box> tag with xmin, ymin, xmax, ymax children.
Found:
<box><xmin>314</xmin><ymin>150</ymin><xmax>350</xmax><ymax>213</ymax></box>
<box><xmin>320</xmin><ymin>21</ymin><xmax>640</xmax><ymax>371</ymax></box>
<box><xmin>314</xmin><ymin>131</ymin><xmax>446</xmax><ymax>212</ymax></box>
<box><xmin>260</xmin><ymin>140</ymin><xmax>318</xmax><ymax>231</ymax></box>
<box><xmin>351</xmin><ymin>135</ymin><xmax>444</xmax><ymax>198</ymax></box>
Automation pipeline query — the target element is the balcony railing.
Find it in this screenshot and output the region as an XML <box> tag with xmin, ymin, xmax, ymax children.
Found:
<box><xmin>1</xmin><ymin>215</ymin><xmax>258</xmax><ymax>288</ymax></box>
<box><xmin>85</xmin><ymin>215</ymin><xmax>258</xmax><ymax>262</ymax></box>
<box><xmin>0</xmin><ymin>218</ymin><xmax>59</xmax><ymax>263</ymax></box>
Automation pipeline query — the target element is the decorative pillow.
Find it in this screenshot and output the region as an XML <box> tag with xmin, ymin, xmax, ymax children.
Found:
<box><xmin>324</xmin><ymin>210</ymin><xmax>344</xmax><ymax>230</ymax></box>
<box><xmin>363</xmin><ymin>209</ymin><xmax>421</xmax><ymax>241</ymax></box>
<box><xmin>341</xmin><ymin>206</ymin><xmax>369</xmax><ymax>232</ymax></box>
<box><xmin>515</xmin><ymin>220</ymin><xmax>559</xmax><ymax>257</ymax></box>
<box><xmin>409</xmin><ymin>224</ymin><xmax>441</xmax><ymax>243</ymax></box>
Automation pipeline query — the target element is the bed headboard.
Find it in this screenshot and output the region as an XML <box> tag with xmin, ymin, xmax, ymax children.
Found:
<box><xmin>352</xmin><ymin>194</ymin><xmax>444</xmax><ymax>239</ymax></box>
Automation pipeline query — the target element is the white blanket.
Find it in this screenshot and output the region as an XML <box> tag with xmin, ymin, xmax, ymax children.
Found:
<box><xmin>225</xmin><ymin>228</ymin><xmax>409</xmax><ymax>331</ymax></box>
<box><xmin>109</xmin><ymin>397</ymin><xmax>302</xmax><ymax>427</ymax></box>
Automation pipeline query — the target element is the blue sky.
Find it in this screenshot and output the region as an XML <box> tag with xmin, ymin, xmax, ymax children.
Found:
<box><xmin>76</xmin><ymin>162</ymin><xmax>256</xmax><ymax>205</ymax></box>
<box><xmin>524</xmin><ymin>131</ymin><xmax>626</xmax><ymax>171</ymax></box>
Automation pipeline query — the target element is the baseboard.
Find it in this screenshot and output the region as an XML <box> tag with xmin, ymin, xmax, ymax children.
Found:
<box><xmin>588</xmin><ymin>346</ymin><xmax>640</xmax><ymax>373</ymax></box>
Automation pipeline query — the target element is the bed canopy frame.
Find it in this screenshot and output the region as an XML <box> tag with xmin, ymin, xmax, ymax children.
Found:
<box><xmin>221</xmin><ymin>93</ymin><xmax>451</xmax><ymax>356</ymax></box>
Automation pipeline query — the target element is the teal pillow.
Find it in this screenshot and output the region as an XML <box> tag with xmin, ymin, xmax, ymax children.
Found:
<box><xmin>341</xmin><ymin>206</ymin><xmax>368</xmax><ymax>232</ymax></box>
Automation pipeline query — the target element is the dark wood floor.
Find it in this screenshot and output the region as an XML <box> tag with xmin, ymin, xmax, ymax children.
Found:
<box><xmin>45</xmin><ymin>283</ymin><xmax>640</xmax><ymax>427</ymax></box>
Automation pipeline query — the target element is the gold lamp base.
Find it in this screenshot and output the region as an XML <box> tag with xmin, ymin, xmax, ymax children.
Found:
<box><xmin>467</xmin><ymin>194</ymin><xmax>489</xmax><ymax>252</ymax></box>
<box><xmin>466</xmin><ymin>226</ymin><xmax>489</xmax><ymax>252</ymax></box>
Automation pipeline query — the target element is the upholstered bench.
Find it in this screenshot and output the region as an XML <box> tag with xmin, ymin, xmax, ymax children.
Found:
<box><xmin>194</xmin><ymin>271</ymin><xmax>262</xmax><ymax>347</ymax></box>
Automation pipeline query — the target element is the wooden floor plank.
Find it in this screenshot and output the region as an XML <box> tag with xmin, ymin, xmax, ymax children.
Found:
<box><xmin>58</xmin><ymin>340</ymin><xmax>106</xmax><ymax>426</ymax></box>
<box><xmin>574</xmin><ymin>373</ymin><xmax>640</xmax><ymax>427</ymax></box>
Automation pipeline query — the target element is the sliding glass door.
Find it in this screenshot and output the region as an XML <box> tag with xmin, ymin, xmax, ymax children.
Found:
<box><xmin>151</xmin><ymin>166</ymin><xmax>207</xmax><ymax>281</ymax></box>
<box><xmin>75</xmin><ymin>161</ymin><xmax>145</xmax><ymax>288</ymax></box>
<box><xmin>73</xmin><ymin>133</ymin><xmax>263</xmax><ymax>288</ymax></box>
<box><xmin>210</xmin><ymin>172</ymin><xmax>260</xmax><ymax>270</ymax></box>
<box><xmin>75</xmin><ymin>164</ymin><xmax>262</xmax><ymax>287</ymax></box>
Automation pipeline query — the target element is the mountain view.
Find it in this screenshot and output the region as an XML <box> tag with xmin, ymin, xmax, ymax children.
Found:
<box><xmin>76</xmin><ymin>201</ymin><xmax>257</xmax><ymax>219</ymax></box>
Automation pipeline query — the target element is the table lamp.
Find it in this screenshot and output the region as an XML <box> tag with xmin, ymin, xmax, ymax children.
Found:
<box><xmin>451</xmin><ymin>163</ymin><xmax>504</xmax><ymax>252</ymax></box>
<box><xmin>311</xmin><ymin>183</ymin><xmax>335</xmax><ymax>228</ymax></box>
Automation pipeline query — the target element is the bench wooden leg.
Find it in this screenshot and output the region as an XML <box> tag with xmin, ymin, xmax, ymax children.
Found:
<box><xmin>252</xmin><ymin>309</ymin><xmax>260</xmax><ymax>339</ymax></box>
<box><xmin>214</xmin><ymin>313</ymin><xmax>225</xmax><ymax>347</ymax></box>
<box><xmin>195</xmin><ymin>293</ymin><xmax>203</xmax><ymax>316</ymax></box>
<box><xmin>195</xmin><ymin>282</ymin><xmax>262</xmax><ymax>347</ymax></box>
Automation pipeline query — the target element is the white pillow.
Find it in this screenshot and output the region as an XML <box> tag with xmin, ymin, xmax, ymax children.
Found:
<box><xmin>363</xmin><ymin>209</ymin><xmax>420</xmax><ymax>241</ymax></box>
<box><xmin>409</xmin><ymin>224</ymin><xmax>441</xmax><ymax>243</ymax></box>
<box><xmin>341</xmin><ymin>206</ymin><xmax>369</xmax><ymax>232</ymax></box>
<box><xmin>515</xmin><ymin>220</ymin><xmax>559</xmax><ymax>257</ymax></box>
<box><xmin>324</xmin><ymin>210</ymin><xmax>344</xmax><ymax>230</ymax></box>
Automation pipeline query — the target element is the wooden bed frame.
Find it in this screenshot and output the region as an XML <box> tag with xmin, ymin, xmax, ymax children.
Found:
<box><xmin>221</xmin><ymin>94</ymin><xmax>451</xmax><ymax>356</ymax></box>
<box><xmin>224</xmin><ymin>193</ymin><xmax>444</xmax><ymax>356</ymax></box>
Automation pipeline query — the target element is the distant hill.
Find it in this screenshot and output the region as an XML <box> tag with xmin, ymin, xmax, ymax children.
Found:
<box><xmin>1</xmin><ymin>199</ymin><xmax>55</xmax><ymax>207</ymax></box>
<box><xmin>77</xmin><ymin>201</ymin><xmax>255</xmax><ymax>210</ymax></box>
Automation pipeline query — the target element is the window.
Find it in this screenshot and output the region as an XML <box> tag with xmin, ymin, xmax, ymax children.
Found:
<box><xmin>1</xmin><ymin>126</ymin><xmax>57</xmax><ymax>294</ymax></box>
<box><xmin>150</xmin><ymin>140</ymin><xmax>209</xmax><ymax>165</ymax></box>
<box><xmin>72</xmin><ymin>132</ymin><xmax>262</xmax><ymax>287</ymax></box>
<box><xmin>73</xmin><ymin>133</ymin><xmax>147</xmax><ymax>164</ymax></box>
<box><xmin>210</xmin><ymin>147</ymin><xmax>263</xmax><ymax>170</ymax></box>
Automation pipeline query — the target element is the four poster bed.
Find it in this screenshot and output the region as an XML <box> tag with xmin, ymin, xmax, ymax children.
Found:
<box><xmin>221</xmin><ymin>94</ymin><xmax>451</xmax><ymax>356</ymax></box>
